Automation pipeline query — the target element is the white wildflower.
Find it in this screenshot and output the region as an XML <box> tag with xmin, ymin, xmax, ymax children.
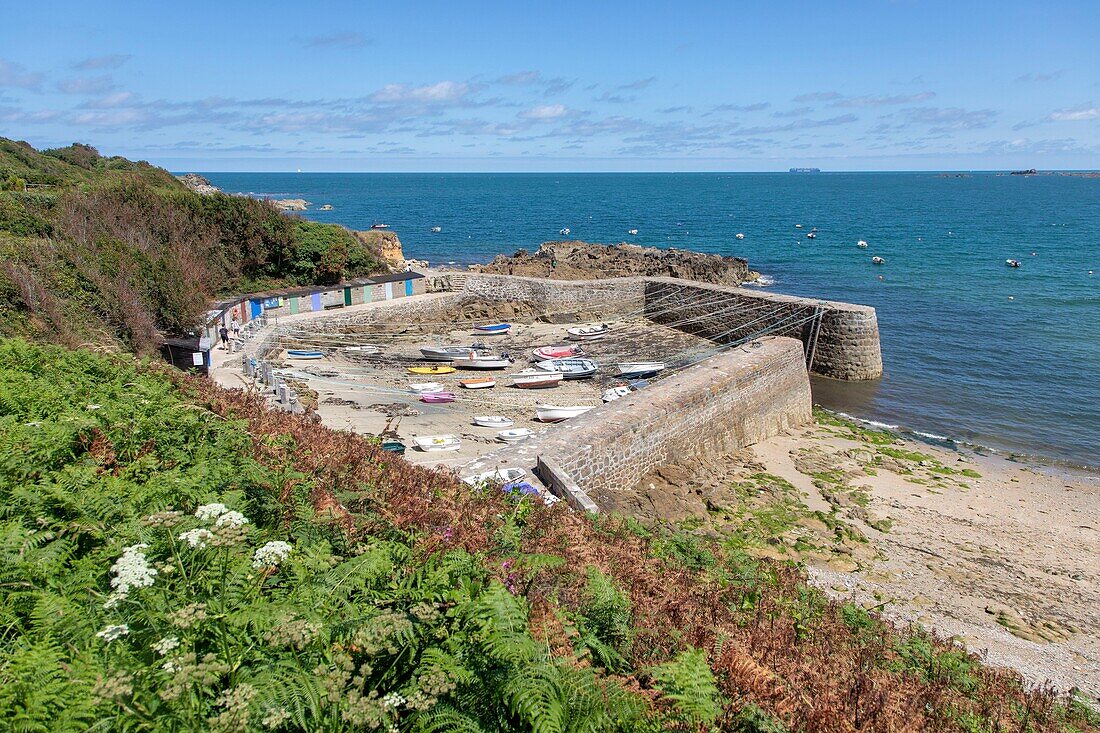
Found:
<box><xmin>194</xmin><ymin>503</ymin><xmax>229</xmax><ymax>521</ymax></box>
<box><xmin>179</xmin><ymin>528</ymin><xmax>215</xmax><ymax>549</ymax></box>
<box><xmin>162</xmin><ymin>658</ymin><xmax>182</xmax><ymax>674</ymax></box>
<box><xmin>96</xmin><ymin>624</ymin><xmax>129</xmax><ymax>642</ymax></box>
<box><xmin>382</xmin><ymin>692</ymin><xmax>406</xmax><ymax>709</ymax></box>
<box><xmin>152</xmin><ymin>636</ymin><xmax>180</xmax><ymax>656</ymax></box>
<box><xmin>214</xmin><ymin>510</ymin><xmax>249</xmax><ymax>529</ymax></box>
<box><xmin>103</xmin><ymin>543</ymin><xmax>157</xmax><ymax>608</ymax></box>
<box><xmin>252</xmin><ymin>541</ymin><xmax>293</xmax><ymax>569</ymax></box>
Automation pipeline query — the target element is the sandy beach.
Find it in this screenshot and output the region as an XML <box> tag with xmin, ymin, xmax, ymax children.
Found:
<box><xmin>632</xmin><ymin>414</ymin><xmax>1100</xmax><ymax>696</ymax></box>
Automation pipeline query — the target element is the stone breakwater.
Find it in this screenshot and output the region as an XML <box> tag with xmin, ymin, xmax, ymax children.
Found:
<box><xmin>463</xmin><ymin>337</ymin><xmax>812</xmax><ymax>512</ymax></box>
<box><xmin>643</xmin><ymin>279</ymin><xmax>883</xmax><ymax>381</ymax></box>
<box><xmin>472</xmin><ymin>241</ymin><xmax>752</xmax><ymax>285</ymax></box>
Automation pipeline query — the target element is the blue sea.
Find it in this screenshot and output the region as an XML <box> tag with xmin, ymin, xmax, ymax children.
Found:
<box><xmin>203</xmin><ymin>172</ymin><xmax>1100</xmax><ymax>468</ymax></box>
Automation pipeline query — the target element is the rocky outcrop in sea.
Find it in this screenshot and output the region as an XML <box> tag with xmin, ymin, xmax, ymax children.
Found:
<box><xmin>472</xmin><ymin>240</ymin><xmax>753</xmax><ymax>285</ymax></box>
<box><xmin>176</xmin><ymin>173</ymin><xmax>220</xmax><ymax>195</ymax></box>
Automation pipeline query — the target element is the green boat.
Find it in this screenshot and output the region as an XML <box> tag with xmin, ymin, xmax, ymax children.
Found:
<box><xmin>380</xmin><ymin>440</ymin><xmax>406</xmax><ymax>455</ymax></box>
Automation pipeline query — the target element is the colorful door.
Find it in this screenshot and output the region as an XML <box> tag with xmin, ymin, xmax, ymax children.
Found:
<box><xmin>343</xmin><ymin>287</ymin><xmax>353</xmax><ymax>306</ymax></box>
<box><xmin>289</xmin><ymin>296</ymin><xmax>299</xmax><ymax>315</ymax></box>
<box><xmin>405</xmin><ymin>278</ymin><xmax>413</xmax><ymax>296</ymax></box>
<box><xmin>310</xmin><ymin>293</ymin><xmax>322</xmax><ymax>311</ymax></box>
<box><xmin>384</xmin><ymin>282</ymin><xmax>393</xmax><ymax>300</ymax></box>
<box><xmin>249</xmin><ymin>299</ymin><xmax>263</xmax><ymax>319</ymax></box>
<box><xmin>363</xmin><ymin>285</ymin><xmax>372</xmax><ymax>303</ymax></box>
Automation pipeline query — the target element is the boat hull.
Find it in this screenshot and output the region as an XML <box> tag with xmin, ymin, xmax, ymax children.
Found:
<box><xmin>535</xmin><ymin>405</ymin><xmax>596</xmax><ymax>422</ymax></box>
<box><xmin>473</xmin><ymin>415</ymin><xmax>514</xmax><ymax>428</ymax></box>
<box><xmin>413</xmin><ymin>436</ymin><xmax>461</xmax><ymax>452</ymax></box>
<box><xmin>460</xmin><ymin>379</ymin><xmax>497</xmax><ymax>389</ymax></box>
<box><xmin>420</xmin><ymin>393</ymin><xmax>456</xmax><ymax>404</ymax></box>
<box><xmin>408</xmin><ymin>366</ymin><xmax>456</xmax><ymax>375</ymax></box>
<box><xmin>286</xmin><ymin>350</ymin><xmax>324</xmax><ymax>359</ymax></box>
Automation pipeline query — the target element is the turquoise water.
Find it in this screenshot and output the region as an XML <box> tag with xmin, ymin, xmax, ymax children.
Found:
<box><xmin>204</xmin><ymin>172</ymin><xmax>1100</xmax><ymax>467</ymax></box>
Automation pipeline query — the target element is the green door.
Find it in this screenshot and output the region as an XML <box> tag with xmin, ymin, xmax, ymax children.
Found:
<box><xmin>343</xmin><ymin>287</ymin><xmax>353</xmax><ymax>306</ymax></box>
<box><xmin>289</xmin><ymin>296</ymin><xmax>299</xmax><ymax>315</ymax></box>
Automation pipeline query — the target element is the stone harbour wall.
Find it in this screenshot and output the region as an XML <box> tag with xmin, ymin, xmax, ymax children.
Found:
<box><xmin>643</xmin><ymin>278</ymin><xmax>882</xmax><ymax>381</ymax></box>
<box><xmin>461</xmin><ymin>337</ymin><xmax>812</xmax><ymax>512</ymax></box>
<box><xmin>460</xmin><ymin>273</ymin><xmax>645</xmax><ymax>320</ymax></box>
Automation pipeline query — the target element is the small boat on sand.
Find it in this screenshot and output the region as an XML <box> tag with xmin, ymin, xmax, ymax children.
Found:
<box><xmin>872</xmin><ymin>256</ymin><xmax>886</xmax><ymax>265</ymax></box>
<box><xmin>452</xmin><ymin>353</ymin><xmax>513</xmax><ymax>370</ymax></box>
<box><xmin>536</xmin><ymin>404</ymin><xmax>596</xmax><ymax>422</ymax></box>
<box><xmin>510</xmin><ymin>370</ymin><xmax>564</xmax><ymax>389</ymax></box>
<box><xmin>603</xmin><ymin>385</ymin><xmax>632</xmax><ymax>403</ymax></box>
<box><xmin>408</xmin><ymin>365</ymin><xmax>456</xmax><ymax>375</ymax></box>
<box><xmin>409</xmin><ymin>382</ymin><xmax>445</xmax><ymax>393</ymax></box>
<box><xmin>1006</xmin><ymin>259</ymin><xmax>1021</xmax><ymax>268</ymax></box>
<box><xmin>460</xmin><ymin>377</ymin><xmax>497</xmax><ymax>389</ymax></box>
<box><xmin>474</xmin><ymin>323</ymin><xmax>511</xmax><ymax>335</ymax></box>
<box><xmin>532</xmin><ymin>345</ymin><xmax>583</xmax><ymax>361</ymax></box>
<box><xmin>566</xmin><ymin>324</ymin><xmax>610</xmax><ymax>340</ymax></box>
<box><xmin>380</xmin><ymin>439</ymin><xmax>406</xmax><ymax>454</ymax></box>
<box><xmin>616</xmin><ymin>361</ymin><xmax>665</xmax><ymax>378</ymax></box>
<box><xmin>420</xmin><ymin>392</ymin><xmax>456</xmax><ymax>404</ymax></box>
<box><xmin>462</xmin><ymin>467</ymin><xmax>527</xmax><ymax>486</ymax></box>
<box><xmin>535</xmin><ymin>358</ymin><xmax>598</xmax><ymax>379</ymax></box>
<box><xmin>497</xmin><ymin>428</ymin><xmax>535</xmax><ymax>443</ymax></box>
<box><xmin>287</xmin><ymin>349</ymin><xmax>324</xmax><ymax>360</ymax></box>
<box><xmin>473</xmin><ymin>415</ymin><xmax>514</xmax><ymax>428</ymax></box>
<box><xmin>420</xmin><ymin>344</ymin><xmax>488</xmax><ymax>361</ymax></box>
<box><xmin>413</xmin><ymin>435</ymin><xmax>461</xmax><ymax>452</ymax></box>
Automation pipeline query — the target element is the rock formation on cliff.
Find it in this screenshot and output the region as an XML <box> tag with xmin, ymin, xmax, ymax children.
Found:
<box><xmin>472</xmin><ymin>240</ymin><xmax>752</xmax><ymax>285</ymax></box>
<box><xmin>353</xmin><ymin>229</ymin><xmax>405</xmax><ymax>266</ymax></box>
<box><xmin>176</xmin><ymin>173</ymin><xmax>220</xmax><ymax>195</ymax></box>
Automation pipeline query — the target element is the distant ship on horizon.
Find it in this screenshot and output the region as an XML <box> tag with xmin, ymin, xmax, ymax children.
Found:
<box><xmin>789</xmin><ymin>167</ymin><xmax>822</xmax><ymax>173</ymax></box>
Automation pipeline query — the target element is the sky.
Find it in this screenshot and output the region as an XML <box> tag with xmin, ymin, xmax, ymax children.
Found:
<box><xmin>1</xmin><ymin>0</ymin><xmax>1098</xmax><ymax>172</ymax></box>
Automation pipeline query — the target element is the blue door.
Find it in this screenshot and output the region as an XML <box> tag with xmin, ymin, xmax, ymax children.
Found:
<box><xmin>311</xmin><ymin>293</ymin><xmax>322</xmax><ymax>311</ymax></box>
<box><xmin>249</xmin><ymin>299</ymin><xmax>263</xmax><ymax>319</ymax></box>
<box><xmin>405</xmin><ymin>278</ymin><xmax>413</xmax><ymax>296</ymax></box>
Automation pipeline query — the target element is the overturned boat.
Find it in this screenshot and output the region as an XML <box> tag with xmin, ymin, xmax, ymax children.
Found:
<box><xmin>616</xmin><ymin>361</ymin><xmax>665</xmax><ymax>378</ymax></box>
<box><xmin>535</xmin><ymin>404</ymin><xmax>596</xmax><ymax>422</ymax></box>
<box><xmin>510</xmin><ymin>370</ymin><xmax>564</xmax><ymax>389</ymax></box>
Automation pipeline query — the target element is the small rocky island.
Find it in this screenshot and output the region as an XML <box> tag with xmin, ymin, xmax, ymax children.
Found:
<box><xmin>472</xmin><ymin>240</ymin><xmax>754</xmax><ymax>285</ymax></box>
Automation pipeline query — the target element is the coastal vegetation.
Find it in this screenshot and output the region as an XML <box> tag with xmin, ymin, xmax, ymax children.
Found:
<box><xmin>0</xmin><ymin>138</ymin><xmax>388</xmax><ymax>351</ymax></box>
<box><xmin>1</xmin><ymin>337</ymin><xmax>1096</xmax><ymax>732</ymax></box>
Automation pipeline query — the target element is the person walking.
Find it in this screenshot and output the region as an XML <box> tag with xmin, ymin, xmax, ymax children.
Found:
<box><xmin>230</xmin><ymin>317</ymin><xmax>241</xmax><ymax>339</ymax></box>
<box><xmin>219</xmin><ymin>325</ymin><xmax>230</xmax><ymax>350</ymax></box>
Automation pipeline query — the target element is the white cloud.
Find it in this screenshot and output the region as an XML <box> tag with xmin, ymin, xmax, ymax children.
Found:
<box><xmin>370</xmin><ymin>81</ymin><xmax>474</xmax><ymax>105</ymax></box>
<box><xmin>57</xmin><ymin>76</ymin><xmax>117</xmax><ymax>95</ymax></box>
<box><xmin>519</xmin><ymin>104</ymin><xmax>569</xmax><ymax>120</ymax></box>
<box><xmin>1049</xmin><ymin>104</ymin><xmax>1100</xmax><ymax>121</ymax></box>
<box><xmin>0</xmin><ymin>59</ymin><xmax>43</xmax><ymax>89</ymax></box>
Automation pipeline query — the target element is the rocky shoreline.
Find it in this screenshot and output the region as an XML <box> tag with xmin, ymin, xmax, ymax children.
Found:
<box><xmin>471</xmin><ymin>240</ymin><xmax>755</xmax><ymax>285</ymax></box>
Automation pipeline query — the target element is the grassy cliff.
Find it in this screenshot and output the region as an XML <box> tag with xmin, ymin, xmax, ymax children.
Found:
<box><xmin>0</xmin><ymin>139</ymin><xmax>388</xmax><ymax>352</ymax></box>
<box><xmin>0</xmin><ymin>338</ymin><xmax>1095</xmax><ymax>732</ymax></box>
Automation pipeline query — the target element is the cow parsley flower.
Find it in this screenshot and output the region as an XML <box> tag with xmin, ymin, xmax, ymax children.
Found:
<box><xmin>214</xmin><ymin>510</ymin><xmax>249</xmax><ymax>529</ymax></box>
<box><xmin>179</xmin><ymin>528</ymin><xmax>215</xmax><ymax>548</ymax></box>
<box><xmin>96</xmin><ymin>624</ymin><xmax>130</xmax><ymax>642</ymax></box>
<box><xmin>162</xmin><ymin>658</ymin><xmax>182</xmax><ymax>674</ymax></box>
<box><xmin>152</xmin><ymin>636</ymin><xmax>180</xmax><ymax>656</ymax></box>
<box><xmin>252</xmin><ymin>541</ymin><xmax>293</xmax><ymax>568</ymax></box>
<box><xmin>103</xmin><ymin>543</ymin><xmax>156</xmax><ymax>608</ymax></box>
<box><xmin>194</xmin><ymin>503</ymin><xmax>229</xmax><ymax>521</ymax></box>
<box><xmin>382</xmin><ymin>692</ymin><xmax>407</xmax><ymax>709</ymax></box>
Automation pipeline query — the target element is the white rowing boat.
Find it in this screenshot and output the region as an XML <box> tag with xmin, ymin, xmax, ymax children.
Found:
<box><xmin>566</xmin><ymin>324</ymin><xmax>610</xmax><ymax>340</ymax></box>
<box><xmin>409</xmin><ymin>382</ymin><xmax>445</xmax><ymax>394</ymax></box>
<box><xmin>603</xmin><ymin>385</ymin><xmax>632</xmax><ymax>403</ymax></box>
<box><xmin>497</xmin><ymin>428</ymin><xmax>535</xmax><ymax>443</ymax></box>
<box><xmin>535</xmin><ymin>404</ymin><xmax>596</xmax><ymax>422</ymax></box>
<box><xmin>460</xmin><ymin>377</ymin><xmax>497</xmax><ymax>389</ymax></box>
<box><xmin>452</xmin><ymin>353</ymin><xmax>513</xmax><ymax>370</ymax></box>
<box><xmin>473</xmin><ymin>415</ymin><xmax>514</xmax><ymax>428</ymax></box>
<box><xmin>344</xmin><ymin>345</ymin><xmax>380</xmax><ymax>354</ymax></box>
<box><xmin>535</xmin><ymin>358</ymin><xmax>598</xmax><ymax>379</ymax></box>
<box><xmin>420</xmin><ymin>345</ymin><xmax>488</xmax><ymax>361</ymax></box>
<box><xmin>510</xmin><ymin>370</ymin><xmax>564</xmax><ymax>389</ymax></box>
<box><xmin>461</xmin><ymin>467</ymin><xmax>527</xmax><ymax>486</ymax></box>
<box><xmin>413</xmin><ymin>435</ymin><xmax>461</xmax><ymax>452</ymax></box>
<box><xmin>616</xmin><ymin>361</ymin><xmax>665</xmax><ymax>377</ymax></box>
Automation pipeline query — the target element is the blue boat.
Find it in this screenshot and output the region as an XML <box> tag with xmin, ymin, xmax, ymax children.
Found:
<box><xmin>286</xmin><ymin>349</ymin><xmax>325</xmax><ymax>359</ymax></box>
<box><xmin>474</xmin><ymin>323</ymin><xmax>511</xmax><ymax>334</ymax></box>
